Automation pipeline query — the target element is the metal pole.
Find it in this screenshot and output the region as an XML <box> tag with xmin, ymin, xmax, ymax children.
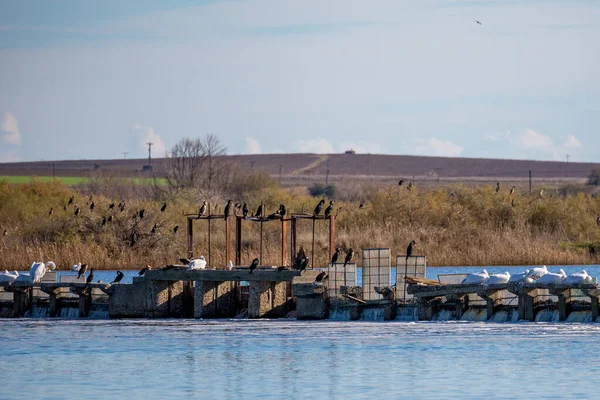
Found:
<box><xmin>260</xmin><ymin>201</ymin><xmax>264</xmax><ymax>263</ymax></box>
<box><xmin>311</xmin><ymin>218</ymin><xmax>315</xmax><ymax>269</ymax></box>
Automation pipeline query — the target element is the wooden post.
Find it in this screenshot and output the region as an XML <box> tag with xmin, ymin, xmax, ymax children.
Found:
<box><xmin>328</xmin><ymin>215</ymin><xmax>335</xmax><ymax>260</ymax></box>
<box><xmin>78</xmin><ymin>289</ymin><xmax>91</xmax><ymax>318</ymax></box>
<box><xmin>208</xmin><ymin>217</ymin><xmax>212</xmax><ymax>267</ymax></box>
<box><xmin>236</xmin><ymin>216</ymin><xmax>242</xmax><ymax>266</ymax></box>
<box><xmin>281</xmin><ymin>219</ymin><xmax>288</xmax><ymax>267</ymax></box>
<box><xmin>592</xmin><ymin>297</ymin><xmax>599</xmax><ymax>321</ymax></box>
<box><xmin>311</xmin><ymin>218</ymin><xmax>315</xmax><ymax>268</ymax></box>
<box><xmin>260</xmin><ymin>219</ymin><xmax>264</xmax><ymax>264</ymax></box>
<box><xmin>225</xmin><ymin>216</ymin><xmax>232</xmax><ymax>268</ymax></box>
<box><xmin>291</xmin><ymin>217</ymin><xmax>297</xmax><ymax>267</ymax></box>
<box><xmin>187</xmin><ymin>218</ymin><xmax>194</xmax><ymax>259</ymax></box>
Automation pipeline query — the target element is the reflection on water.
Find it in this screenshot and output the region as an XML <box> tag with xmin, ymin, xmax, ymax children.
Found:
<box><xmin>1</xmin><ymin>320</ymin><xmax>600</xmax><ymax>399</ymax></box>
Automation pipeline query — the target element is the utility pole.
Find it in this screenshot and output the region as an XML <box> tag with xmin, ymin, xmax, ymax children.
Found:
<box><xmin>122</xmin><ymin>152</ymin><xmax>129</xmax><ymax>159</ymax></box>
<box><xmin>146</xmin><ymin>142</ymin><xmax>153</xmax><ymax>167</ymax></box>
<box><xmin>529</xmin><ymin>169</ymin><xmax>532</xmax><ymax>193</ymax></box>
<box><xmin>566</xmin><ymin>154</ymin><xmax>570</xmax><ymax>164</ymax></box>
<box><xmin>325</xmin><ymin>161</ymin><xmax>330</xmax><ymax>185</ymax></box>
<box><xmin>434</xmin><ymin>168</ymin><xmax>443</xmax><ymax>183</ymax></box>
<box><xmin>279</xmin><ymin>165</ymin><xmax>282</xmax><ymax>185</ymax></box>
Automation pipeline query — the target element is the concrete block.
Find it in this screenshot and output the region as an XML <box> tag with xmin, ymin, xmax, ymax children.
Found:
<box><xmin>194</xmin><ymin>281</ymin><xmax>237</xmax><ymax>318</ymax></box>
<box><xmin>293</xmin><ymin>282</ymin><xmax>329</xmax><ymax>320</ymax></box>
<box><xmin>145</xmin><ymin>280</ymin><xmax>184</xmax><ymax>318</ymax></box>
<box><xmin>108</xmin><ymin>282</ymin><xmax>147</xmax><ymax>318</ymax></box>
<box><xmin>248</xmin><ymin>281</ymin><xmax>288</xmax><ymax>318</ymax></box>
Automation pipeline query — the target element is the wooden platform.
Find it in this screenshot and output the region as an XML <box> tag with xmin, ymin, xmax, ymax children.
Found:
<box><xmin>144</xmin><ymin>268</ymin><xmax>317</xmax><ymax>282</ymax></box>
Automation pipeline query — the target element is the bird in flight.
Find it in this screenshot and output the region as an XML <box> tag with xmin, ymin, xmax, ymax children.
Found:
<box><xmin>475</xmin><ymin>20</ymin><xmax>482</xmax><ymax>25</ymax></box>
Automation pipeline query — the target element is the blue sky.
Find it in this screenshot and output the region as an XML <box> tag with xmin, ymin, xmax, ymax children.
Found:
<box><xmin>1</xmin><ymin>0</ymin><xmax>599</xmax><ymax>162</ymax></box>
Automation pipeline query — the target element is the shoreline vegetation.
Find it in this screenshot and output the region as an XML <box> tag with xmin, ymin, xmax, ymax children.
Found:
<box><xmin>1</xmin><ymin>175</ymin><xmax>599</xmax><ymax>271</ymax></box>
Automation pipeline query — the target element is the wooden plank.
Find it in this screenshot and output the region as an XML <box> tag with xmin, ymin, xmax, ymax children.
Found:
<box><xmin>145</xmin><ymin>268</ymin><xmax>308</xmax><ymax>282</ymax></box>
<box><xmin>343</xmin><ymin>294</ymin><xmax>366</xmax><ymax>304</ymax></box>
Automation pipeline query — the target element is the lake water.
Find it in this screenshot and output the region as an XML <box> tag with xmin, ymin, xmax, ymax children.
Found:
<box><xmin>1</xmin><ymin>319</ymin><xmax>599</xmax><ymax>399</ymax></box>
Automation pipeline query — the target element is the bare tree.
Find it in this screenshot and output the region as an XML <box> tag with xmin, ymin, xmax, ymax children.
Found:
<box><xmin>165</xmin><ymin>134</ymin><xmax>227</xmax><ymax>190</ymax></box>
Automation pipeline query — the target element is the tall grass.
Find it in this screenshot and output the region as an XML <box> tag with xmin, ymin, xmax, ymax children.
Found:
<box><xmin>0</xmin><ymin>179</ymin><xmax>599</xmax><ymax>270</ymax></box>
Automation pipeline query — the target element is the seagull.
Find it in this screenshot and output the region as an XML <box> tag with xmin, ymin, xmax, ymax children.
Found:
<box><xmin>111</xmin><ymin>270</ymin><xmax>124</xmax><ymax>284</ymax></box>
<box><xmin>249</xmin><ymin>258</ymin><xmax>259</xmax><ymax>274</ymax></box>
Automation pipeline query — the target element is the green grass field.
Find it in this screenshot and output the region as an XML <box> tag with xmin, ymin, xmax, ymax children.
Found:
<box><xmin>0</xmin><ymin>176</ymin><xmax>168</xmax><ymax>186</ymax></box>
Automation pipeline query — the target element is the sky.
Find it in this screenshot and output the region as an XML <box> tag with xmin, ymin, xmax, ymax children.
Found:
<box><xmin>0</xmin><ymin>0</ymin><xmax>599</xmax><ymax>163</ymax></box>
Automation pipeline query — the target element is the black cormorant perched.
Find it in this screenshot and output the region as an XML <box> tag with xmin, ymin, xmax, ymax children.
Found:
<box><xmin>111</xmin><ymin>270</ymin><xmax>124</xmax><ymax>284</ymax></box>
<box><xmin>74</xmin><ymin>207</ymin><xmax>80</xmax><ymax>217</ymax></box>
<box><xmin>109</xmin><ymin>202</ymin><xmax>115</xmax><ymax>209</ymax></box>
<box><xmin>324</xmin><ymin>201</ymin><xmax>334</xmax><ymax>218</ymax></box>
<box><xmin>343</xmin><ymin>248</ymin><xmax>354</xmax><ymax>268</ymax></box>
<box><xmin>90</xmin><ymin>201</ymin><xmax>94</xmax><ymax>212</ymax></box>
<box><xmin>399</xmin><ymin>180</ymin><xmax>404</xmax><ymax>186</ymax></box>
<box><xmin>495</xmin><ymin>182</ymin><xmax>500</xmax><ymax>193</ymax></box>
<box><xmin>101</xmin><ymin>216</ymin><xmax>107</xmax><ymax>226</ymax></box>
<box><xmin>173</xmin><ymin>225</ymin><xmax>179</xmax><ymax>234</ymax></box>
<box><xmin>313</xmin><ymin>199</ymin><xmax>325</xmax><ymax>216</ymax></box>
<box><xmin>249</xmin><ymin>258</ymin><xmax>259</xmax><ymax>274</ymax></box>
<box><xmin>68</xmin><ymin>196</ymin><xmax>74</xmax><ymax>206</ymax></box>
<box><xmin>77</xmin><ymin>264</ymin><xmax>88</xmax><ymax>280</ymax></box>
<box><xmin>224</xmin><ymin>200</ymin><xmax>233</xmax><ymax>220</ymax></box>
<box><xmin>151</xmin><ymin>223</ymin><xmax>157</xmax><ymax>234</ymax></box>
<box><xmin>86</xmin><ymin>268</ymin><xmax>95</xmax><ymax>285</ymax></box>
<box><xmin>331</xmin><ymin>247</ymin><xmax>341</xmax><ymax>265</ymax></box>
<box><xmin>278</xmin><ymin>204</ymin><xmax>287</xmax><ymax>218</ymax></box>
<box><xmin>294</xmin><ymin>247</ymin><xmax>307</xmax><ymax>269</ymax></box>
<box><xmin>406</xmin><ymin>240</ymin><xmax>416</xmax><ymax>260</ymax></box>
<box><xmin>407</xmin><ymin>182</ymin><xmax>413</xmax><ymax>191</ymax></box>
<box><xmin>300</xmin><ymin>257</ymin><xmax>309</xmax><ymax>270</ymax></box>
<box><xmin>359</xmin><ymin>201</ymin><xmax>365</xmax><ymax>209</ymax></box>
<box><xmin>107</xmin><ymin>215</ymin><xmax>113</xmax><ymax>223</ymax></box>
<box><xmin>510</xmin><ymin>186</ymin><xmax>515</xmax><ymax>195</ymax></box>
<box><xmin>161</xmin><ymin>202</ymin><xmax>167</xmax><ymax>212</ymax></box>
<box><xmin>315</xmin><ymin>271</ymin><xmax>328</xmax><ymax>282</ymax></box>
<box><xmin>242</xmin><ymin>203</ymin><xmax>249</xmax><ymax>217</ymax></box>
<box><xmin>198</xmin><ymin>201</ymin><xmax>207</xmax><ymax>218</ymax></box>
<box><xmin>179</xmin><ymin>257</ymin><xmax>191</xmax><ymax>265</ymax></box>
<box><xmin>48</xmin><ymin>208</ymin><xmax>53</xmax><ymax>216</ymax></box>
<box><xmin>138</xmin><ymin>265</ymin><xmax>151</xmax><ymax>276</ymax></box>
<box><xmin>139</xmin><ymin>209</ymin><xmax>145</xmax><ymax>219</ymax></box>
<box><xmin>255</xmin><ymin>204</ymin><xmax>263</xmax><ymax>218</ymax></box>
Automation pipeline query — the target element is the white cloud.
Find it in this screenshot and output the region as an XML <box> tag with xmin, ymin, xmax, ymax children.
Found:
<box><xmin>244</xmin><ymin>137</ymin><xmax>261</xmax><ymax>154</ymax></box>
<box><xmin>413</xmin><ymin>138</ymin><xmax>463</xmax><ymax>157</ymax></box>
<box><xmin>508</xmin><ymin>128</ymin><xmax>553</xmax><ymax>149</ymax></box>
<box><xmin>294</xmin><ymin>137</ymin><xmax>334</xmax><ymax>153</ymax></box>
<box><xmin>130</xmin><ymin>124</ymin><xmax>166</xmax><ymax>157</ymax></box>
<box><xmin>0</xmin><ymin>150</ymin><xmax>20</xmax><ymax>162</ymax></box>
<box><xmin>1</xmin><ymin>112</ymin><xmax>22</xmax><ymax>145</ymax></box>
<box><xmin>561</xmin><ymin>134</ymin><xmax>581</xmax><ymax>149</ymax></box>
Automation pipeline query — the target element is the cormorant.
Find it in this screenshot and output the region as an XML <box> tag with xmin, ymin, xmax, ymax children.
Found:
<box><xmin>343</xmin><ymin>248</ymin><xmax>354</xmax><ymax>268</ymax></box>
<box><xmin>68</xmin><ymin>196</ymin><xmax>74</xmax><ymax>206</ymax></box>
<box><xmin>495</xmin><ymin>182</ymin><xmax>500</xmax><ymax>193</ymax></box>
<box><xmin>359</xmin><ymin>201</ymin><xmax>365</xmax><ymax>209</ymax></box>
<box><xmin>315</xmin><ymin>271</ymin><xmax>328</xmax><ymax>282</ymax></box>
<box><xmin>74</xmin><ymin>207</ymin><xmax>80</xmax><ymax>217</ymax></box>
<box><xmin>139</xmin><ymin>209</ymin><xmax>145</xmax><ymax>219</ymax></box>
<box><xmin>90</xmin><ymin>201</ymin><xmax>95</xmax><ymax>212</ymax></box>
<box><xmin>180</xmin><ymin>257</ymin><xmax>191</xmax><ymax>265</ymax></box>
<box><xmin>108</xmin><ymin>202</ymin><xmax>115</xmax><ymax>209</ymax></box>
<box><xmin>399</xmin><ymin>180</ymin><xmax>404</xmax><ymax>186</ymax></box>
<box><xmin>224</xmin><ymin>200</ymin><xmax>233</xmax><ymax>220</ymax></box>
<box><xmin>331</xmin><ymin>247</ymin><xmax>341</xmax><ymax>265</ymax></box>
<box><xmin>151</xmin><ymin>223</ymin><xmax>157</xmax><ymax>235</ymax></box>
<box><xmin>86</xmin><ymin>268</ymin><xmax>95</xmax><ymax>285</ymax></box>
<box><xmin>161</xmin><ymin>202</ymin><xmax>167</xmax><ymax>212</ymax></box>
<box><xmin>77</xmin><ymin>264</ymin><xmax>88</xmax><ymax>280</ymax></box>
<box><xmin>101</xmin><ymin>216</ymin><xmax>107</xmax><ymax>226</ymax></box>
<box><xmin>130</xmin><ymin>232</ymin><xmax>138</xmax><ymax>247</ymax></box>
<box><xmin>510</xmin><ymin>186</ymin><xmax>515</xmax><ymax>195</ymax></box>
<box><xmin>198</xmin><ymin>201</ymin><xmax>207</xmax><ymax>218</ymax></box>
<box><xmin>249</xmin><ymin>258</ymin><xmax>259</xmax><ymax>274</ymax></box>
<box><xmin>111</xmin><ymin>270</ymin><xmax>124</xmax><ymax>284</ymax></box>
<box><xmin>294</xmin><ymin>247</ymin><xmax>307</xmax><ymax>269</ymax></box>
<box><xmin>48</xmin><ymin>208</ymin><xmax>53</xmax><ymax>216</ymax></box>
<box><xmin>407</xmin><ymin>182</ymin><xmax>413</xmax><ymax>191</ymax></box>
<box><xmin>254</xmin><ymin>204</ymin><xmax>263</xmax><ymax>218</ymax></box>
<box><xmin>138</xmin><ymin>265</ymin><xmax>151</xmax><ymax>276</ymax></box>
<box><xmin>173</xmin><ymin>225</ymin><xmax>179</xmax><ymax>234</ymax></box>
<box><xmin>277</xmin><ymin>266</ymin><xmax>287</xmax><ymax>272</ymax></box>
<box><xmin>278</xmin><ymin>204</ymin><xmax>287</xmax><ymax>218</ymax></box>
<box><xmin>242</xmin><ymin>202</ymin><xmax>249</xmax><ymax>217</ymax></box>
<box><xmin>300</xmin><ymin>257</ymin><xmax>309</xmax><ymax>271</ymax></box>
<box><xmin>107</xmin><ymin>215</ymin><xmax>113</xmax><ymax>223</ymax></box>
<box><xmin>406</xmin><ymin>240</ymin><xmax>416</xmax><ymax>260</ymax></box>
<box><xmin>313</xmin><ymin>199</ymin><xmax>325</xmax><ymax>216</ymax></box>
<box><xmin>324</xmin><ymin>201</ymin><xmax>334</xmax><ymax>218</ymax></box>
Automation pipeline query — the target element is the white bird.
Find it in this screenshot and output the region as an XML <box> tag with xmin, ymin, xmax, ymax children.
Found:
<box><xmin>527</xmin><ymin>266</ymin><xmax>548</xmax><ymax>280</ymax></box>
<box><xmin>187</xmin><ymin>256</ymin><xmax>207</xmax><ymax>271</ymax></box>
<box><xmin>508</xmin><ymin>270</ymin><xmax>530</xmax><ymax>283</ymax></box>
<box><xmin>227</xmin><ymin>260</ymin><xmax>233</xmax><ymax>271</ymax></box>
<box><xmin>537</xmin><ymin>269</ymin><xmax>566</xmax><ymax>284</ymax></box>
<box><xmin>563</xmin><ymin>270</ymin><xmax>593</xmax><ymax>285</ymax></box>
<box><xmin>462</xmin><ymin>269</ymin><xmax>489</xmax><ymax>284</ymax></box>
<box><xmin>71</xmin><ymin>262</ymin><xmax>82</xmax><ymax>272</ymax></box>
<box><xmin>0</xmin><ymin>270</ymin><xmax>19</xmax><ymax>283</ymax></box>
<box><xmin>487</xmin><ymin>271</ymin><xmax>511</xmax><ymax>284</ymax></box>
<box><xmin>30</xmin><ymin>261</ymin><xmax>56</xmax><ymax>283</ymax></box>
